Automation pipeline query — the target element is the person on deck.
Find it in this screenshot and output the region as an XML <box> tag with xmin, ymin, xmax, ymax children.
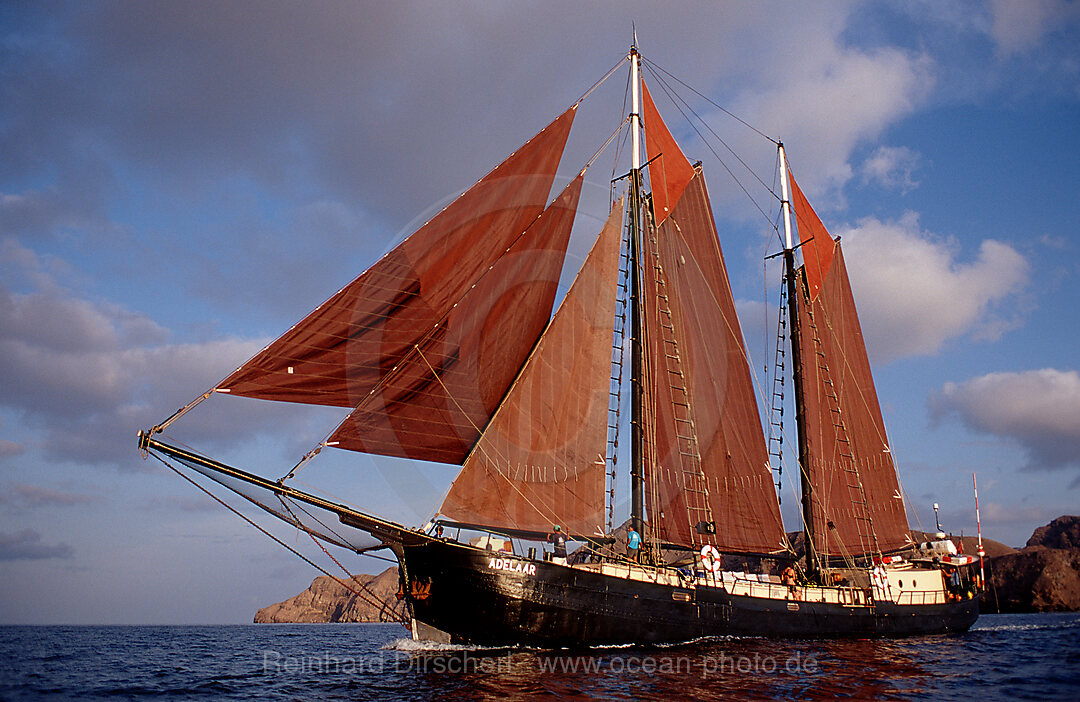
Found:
<box><xmin>626</xmin><ymin>527</ymin><xmax>641</xmax><ymax>564</ymax></box>
<box><xmin>781</xmin><ymin>564</ymin><xmax>799</xmax><ymax>599</ymax></box>
<box><xmin>946</xmin><ymin>567</ymin><xmax>961</xmax><ymax>593</ymax></box>
<box><xmin>547</xmin><ymin>525</ymin><xmax>567</xmax><ymax>565</ymax></box>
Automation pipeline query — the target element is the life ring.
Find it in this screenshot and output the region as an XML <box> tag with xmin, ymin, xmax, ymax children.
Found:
<box><xmin>699</xmin><ymin>545</ymin><xmax>721</xmax><ymax>574</ymax></box>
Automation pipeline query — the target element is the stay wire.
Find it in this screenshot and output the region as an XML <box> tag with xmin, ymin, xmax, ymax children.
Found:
<box><xmin>641</xmin><ymin>56</ymin><xmax>777</xmax><ymax>144</ymax></box>
<box><xmin>150</xmin><ymin>451</ymin><xmax>403</xmax><ymax>621</ymax></box>
<box><xmin>640</xmin><ymin>62</ymin><xmax>778</xmax><ymax>230</ymax></box>
<box><xmin>643</xmin><ymin>57</ymin><xmax>780</xmax><ymax>202</ymax></box>
<box><xmin>275</xmin><ymin>494</ymin><xmax>405</xmax><ymax>622</ymax></box>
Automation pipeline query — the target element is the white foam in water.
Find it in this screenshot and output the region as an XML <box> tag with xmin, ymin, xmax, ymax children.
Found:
<box><xmin>977</xmin><ymin>619</ymin><xmax>1078</xmax><ymax>633</ymax></box>
<box><xmin>382</xmin><ymin>637</ymin><xmax>509</xmax><ymax>653</ymax></box>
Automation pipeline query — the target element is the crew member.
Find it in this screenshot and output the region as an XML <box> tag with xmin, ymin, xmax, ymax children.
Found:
<box><xmin>547</xmin><ymin>525</ymin><xmax>567</xmax><ymax>565</ymax></box>
<box><xmin>781</xmin><ymin>564</ymin><xmax>799</xmax><ymax>599</ymax></box>
<box><xmin>626</xmin><ymin>527</ymin><xmax>641</xmax><ymax>564</ymax></box>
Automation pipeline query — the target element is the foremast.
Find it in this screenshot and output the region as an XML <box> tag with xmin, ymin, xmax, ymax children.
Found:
<box><xmin>778</xmin><ymin>143</ymin><xmax>820</xmax><ymax>579</ymax></box>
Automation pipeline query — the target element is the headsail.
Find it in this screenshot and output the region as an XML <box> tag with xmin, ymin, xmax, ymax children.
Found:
<box><xmin>438</xmin><ymin>200</ymin><xmax>624</xmax><ymax>534</ymax></box>
<box><xmin>326</xmin><ymin>176</ymin><xmax>583</xmax><ymax>463</ymax></box>
<box><xmin>789</xmin><ymin>174</ymin><xmax>910</xmax><ymax>557</ymax></box>
<box><xmin>215</xmin><ymin>108</ymin><xmax>576</xmax><ymax>432</ymax></box>
<box><xmin>640</xmin><ymin>82</ymin><xmax>786</xmax><ymax>553</ymax></box>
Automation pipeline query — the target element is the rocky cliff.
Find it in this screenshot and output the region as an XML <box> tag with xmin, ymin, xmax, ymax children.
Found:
<box><xmin>254</xmin><ymin>567</ymin><xmax>405</xmax><ymax>623</ymax></box>
<box><xmin>982</xmin><ymin>515</ymin><xmax>1080</xmax><ymax>613</ymax></box>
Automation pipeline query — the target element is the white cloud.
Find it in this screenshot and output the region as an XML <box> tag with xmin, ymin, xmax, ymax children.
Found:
<box><xmin>732</xmin><ymin>45</ymin><xmax>934</xmax><ymax>202</ymax></box>
<box><xmin>860</xmin><ymin>145</ymin><xmax>922</xmax><ymax>192</ymax></box>
<box><xmin>0</xmin><ymin>254</ymin><xmax>335</xmax><ymax>465</ymax></box>
<box><xmin>988</xmin><ymin>0</ymin><xmax>1080</xmax><ymax>56</ymax></box>
<box><xmin>838</xmin><ymin>213</ymin><xmax>1029</xmax><ymax>362</ymax></box>
<box><xmin>930</xmin><ymin>368</ymin><xmax>1080</xmax><ymax>471</ymax></box>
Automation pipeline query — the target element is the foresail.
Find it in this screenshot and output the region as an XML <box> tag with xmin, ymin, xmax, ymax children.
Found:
<box><xmin>215</xmin><ymin>108</ymin><xmax>576</xmax><ymax>416</ymax></box>
<box><xmin>789</xmin><ymin>175</ymin><xmax>910</xmax><ymax>557</ymax></box>
<box><xmin>641</xmin><ymin>85</ymin><xmax>786</xmax><ymax>553</ymax></box>
<box><xmin>438</xmin><ymin>199</ymin><xmax>624</xmax><ymax>534</ymax></box>
<box><xmin>327</xmin><ymin>176</ymin><xmax>583</xmax><ymax>463</ymax></box>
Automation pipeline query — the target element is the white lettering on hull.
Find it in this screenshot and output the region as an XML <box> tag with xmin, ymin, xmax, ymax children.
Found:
<box><xmin>487</xmin><ymin>557</ymin><xmax>537</xmax><ymax>576</ymax></box>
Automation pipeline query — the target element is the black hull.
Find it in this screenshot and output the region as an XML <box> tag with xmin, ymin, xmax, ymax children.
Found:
<box><xmin>402</xmin><ymin>540</ymin><xmax>978</xmax><ymax>647</ymax></box>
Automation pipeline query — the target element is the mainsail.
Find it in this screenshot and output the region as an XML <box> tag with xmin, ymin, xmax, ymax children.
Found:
<box><xmin>215</xmin><ymin>108</ymin><xmax>577</xmax><ymax>464</ymax></box>
<box><xmin>640</xmin><ymin>82</ymin><xmax>786</xmax><ymax>553</ymax></box>
<box><xmin>439</xmin><ymin>200</ymin><xmax>624</xmax><ymax>534</ymax></box>
<box><xmin>789</xmin><ymin>174</ymin><xmax>910</xmax><ymax>557</ymax></box>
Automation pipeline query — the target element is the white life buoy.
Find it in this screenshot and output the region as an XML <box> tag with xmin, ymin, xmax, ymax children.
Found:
<box><xmin>699</xmin><ymin>545</ymin><xmax>721</xmax><ymax>574</ymax></box>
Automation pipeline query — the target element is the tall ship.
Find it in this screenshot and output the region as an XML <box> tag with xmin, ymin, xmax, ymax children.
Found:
<box><xmin>140</xmin><ymin>44</ymin><xmax>980</xmax><ymax>645</ymax></box>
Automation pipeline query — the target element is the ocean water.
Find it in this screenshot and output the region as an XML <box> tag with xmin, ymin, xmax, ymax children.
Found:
<box><xmin>1</xmin><ymin>613</ymin><xmax>1077</xmax><ymax>700</ymax></box>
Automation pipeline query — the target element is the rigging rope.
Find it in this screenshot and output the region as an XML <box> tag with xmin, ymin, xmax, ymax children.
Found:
<box><xmin>641</xmin><ymin>57</ymin><xmax>777</xmax><ymax>144</ymax></box>
<box><xmin>274</xmin><ymin>494</ymin><xmax>405</xmax><ymax>622</ymax></box>
<box><xmin>149</xmin><ymin>451</ymin><xmax>406</xmax><ymax>623</ymax></box>
<box><xmin>641</xmin><ymin>59</ymin><xmax>781</xmax><ymax>229</ymax></box>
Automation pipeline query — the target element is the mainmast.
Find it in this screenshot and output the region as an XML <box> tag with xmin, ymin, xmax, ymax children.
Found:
<box><xmin>778</xmin><ymin>143</ymin><xmax>820</xmax><ymax>578</ymax></box>
<box><xmin>628</xmin><ymin>41</ymin><xmax>646</xmax><ymax>539</ymax></box>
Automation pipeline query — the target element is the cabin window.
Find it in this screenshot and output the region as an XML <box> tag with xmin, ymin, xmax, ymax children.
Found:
<box><xmin>898</xmin><ymin>580</ymin><xmax>904</xmax><ymax>588</ymax></box>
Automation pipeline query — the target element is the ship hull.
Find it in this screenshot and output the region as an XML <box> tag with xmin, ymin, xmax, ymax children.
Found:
<box><xmin>401</xmin><ymin>540</ymin><xmax>979</xmax><ymax>646</ymax></box>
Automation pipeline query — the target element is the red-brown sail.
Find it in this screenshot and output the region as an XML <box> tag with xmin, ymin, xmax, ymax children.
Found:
<box><xmin>438</xmin><ymin>200</ymin><xmax>624</xmax><ymax>534</ymax></box>
<box><xmin>641</xmin><ymin>81</ymin><xmax>695</xmax><ymax>226</ymax></box>
<box><xmin>215</xmin><ymin>108</ymin><xmax>576</xmax><ymax>416</ymax></box>
<box><xmin>327</xmin><ymin>176</ymin><xmax>583</xmax><ymax>463</ymax></box>
<box><xmin>789</xmin><ymin>175</ymin><xmax>910</xmax><ymax>557</ymax></box>
<box><xmin>641</xmin><ymin>86</ymin><xmax>786</xmax><ymax>553</ymax></box>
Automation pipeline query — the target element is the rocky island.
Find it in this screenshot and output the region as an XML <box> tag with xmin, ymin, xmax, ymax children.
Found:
<box><xmin>982</xmin><ymin>515</ymin><xmax>1080</xmax><ymax>613</ymax></box>
<box><xmin>254</xmin><ymin>567</ymin><xmax>405</xmax><ymax>623</ymax></box>
<box><xmin>255</xmin><ymin>516</ymin><xmax>1080</xmax><ymax>622</ymax></box>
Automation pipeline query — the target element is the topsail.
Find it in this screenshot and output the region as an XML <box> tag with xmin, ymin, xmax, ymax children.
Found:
<box><xmin>640</xmin><ymin>80</ymin><xmax>786</xmax><ymax>553</ymax></box>
<box><xmin>789</xmin><ymin>174</ymin><xmax>910</xmax><ymax>557</ymax></box>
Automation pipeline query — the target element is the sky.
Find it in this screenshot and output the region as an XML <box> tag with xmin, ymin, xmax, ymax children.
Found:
<box><xmin>1</xmin><ymin>1</ymin><xmax>1079</xmax><ymax>624</ymax></box>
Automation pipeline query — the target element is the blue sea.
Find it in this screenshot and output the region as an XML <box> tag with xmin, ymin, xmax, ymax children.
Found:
<box><xmin>1</xmin><ymin>613</ymin><xmax>1077</xmax><ymax>700</ymax></box>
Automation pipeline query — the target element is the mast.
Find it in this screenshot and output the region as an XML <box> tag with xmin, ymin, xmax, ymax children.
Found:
<box><xmin>628</xmin><ymin>40</ymin><xmax>646</xmax><ymax>538</ymax></box>
<box><xmin>778</xmin><ymin>142</ymin><xmax>819</xmax><ymax>578</ymax></box>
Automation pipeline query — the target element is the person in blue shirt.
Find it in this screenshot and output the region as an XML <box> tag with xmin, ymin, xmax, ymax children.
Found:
<box><xmin>626</xmin><ymin>527</ymin><xmax>641</xmax><ymax>563</ymax></box>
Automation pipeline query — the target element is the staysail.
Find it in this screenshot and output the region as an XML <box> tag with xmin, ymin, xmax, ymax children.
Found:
<box><xmin>789</xmin><ymin>174</ymin><xmax>910</xmax><ymax>557</ymax></box>
<box><xmin>326</xmin><ymin>176</ymin><xmax>583</xmax><ymax>463</ymax></box>
<box><xmin>640</xmin><ymin>81</ymin><xmax>786</xmax><ymax>553</ymax></box>
<box><xmin>438</xmin><ymin>200</ymin><xmax>624</xmax><ymax>534</ymax></box>
<box><xmin>214</xmin><ymin>109</ymin><xmax>577</xmax><ymax>462</ymax></box>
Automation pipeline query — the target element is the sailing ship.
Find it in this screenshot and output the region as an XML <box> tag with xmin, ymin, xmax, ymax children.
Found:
<box><xmin>139</xmin><ymin>44</ymin><xmax>980</xmax><ymax>645</ymax></box>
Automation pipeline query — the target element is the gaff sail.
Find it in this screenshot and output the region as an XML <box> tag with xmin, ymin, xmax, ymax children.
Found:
<box><xmin>789</xmin><ymin>174</ymin><xmax>910</xmax><ymax>557</ymax></box>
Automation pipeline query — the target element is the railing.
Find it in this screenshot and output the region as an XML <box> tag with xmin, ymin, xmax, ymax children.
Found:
<box><xmin>891</xmin><ymin>588</ymin><xmax>947</xmax><ymax>605</ymax></box>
